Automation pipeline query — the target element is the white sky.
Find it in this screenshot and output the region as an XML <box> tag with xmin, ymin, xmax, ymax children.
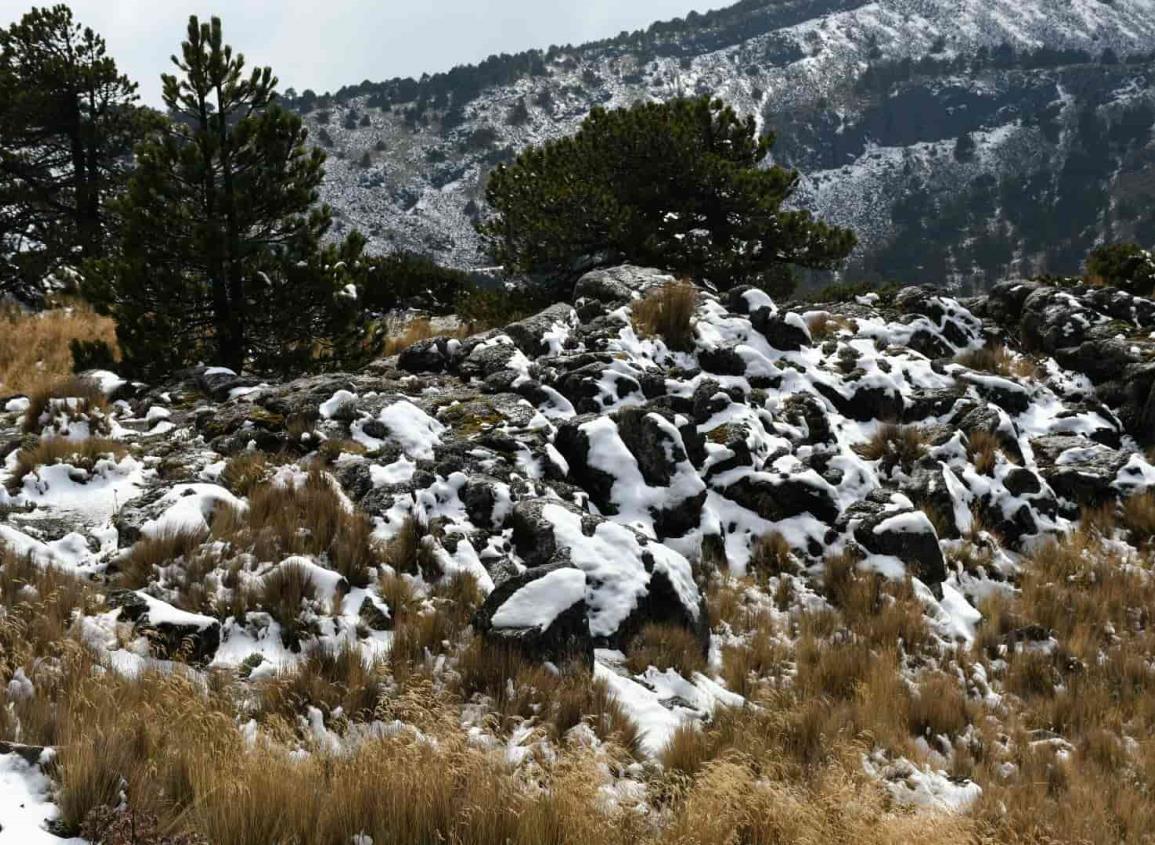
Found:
<box><xmin>0</xmin><ymin>1</ymin><xmax>730</xmax><ymax>105</ymax></box>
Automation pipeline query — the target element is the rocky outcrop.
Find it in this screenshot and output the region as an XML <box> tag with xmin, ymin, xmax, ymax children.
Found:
<box><xmin>986</xmin><ymin>280</ymin><xmax>1155</xmax><ymax>444</ymax></box>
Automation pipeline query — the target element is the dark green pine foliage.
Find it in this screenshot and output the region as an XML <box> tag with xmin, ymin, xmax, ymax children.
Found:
<box><xmin>1085</xmin><ymin>242</ymin><xmax>1155</xmax><ymax>297</ymax></box>
<box><xmin>87</xmin><ymin>16</ymin><xmax>364</xmax><ymax>376</ymax></box>
<box><xmin>0</xmin><ymin>4</ymin><xmax>146</xmax><ymax>299</ymax></box>
<box><xmin>481</xmin><ymin>96</ymin><xmax>856</xmax><ymax>296</ymax></box>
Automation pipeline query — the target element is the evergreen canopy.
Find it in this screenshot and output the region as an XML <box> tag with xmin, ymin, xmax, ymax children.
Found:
<box><xmin>0</xmin><ymin>4</ymin><xmax>146</xmax><ymax>299</ymax></box>
<box><xmin>481</xmin><ymin>96</ymin><xmax>856</xmax><ymax>295</ymax></box>
<box><xmin>87</xmin><ymin>16</ymin><xmax>365</xmax><ymax>376</ymax></box>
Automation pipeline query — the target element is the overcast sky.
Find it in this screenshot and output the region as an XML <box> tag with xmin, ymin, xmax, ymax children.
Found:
<box><xmin>1</xmin><ymin>1</ymin><xmax>729</xmax><ymax>105</ymax></box>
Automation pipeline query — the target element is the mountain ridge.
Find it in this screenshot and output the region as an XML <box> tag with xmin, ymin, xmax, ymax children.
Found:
<box><xmin>292</xmin><ymin>0</ymin><xmax>1155</xmax><ymax>289</ymax></box>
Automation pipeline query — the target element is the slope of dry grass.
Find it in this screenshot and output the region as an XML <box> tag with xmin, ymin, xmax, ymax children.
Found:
<box><xmin>0</xmin><ymin>303</ymin><xmax>118</xmax><ymax>395</ymax></box>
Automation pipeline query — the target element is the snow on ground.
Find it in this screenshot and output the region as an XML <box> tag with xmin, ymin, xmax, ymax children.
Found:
<box><xmin>0</xmin><ymin>751</ymin><xmax>85</xmax><ymax>844</ymax></box>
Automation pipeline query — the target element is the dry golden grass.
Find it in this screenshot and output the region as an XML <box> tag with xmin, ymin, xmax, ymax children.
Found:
<box><xmin>748</xmin><ymin>530</ymin><xmax>797</xmax><ymax>578</ymax></box>
<box><xmin>21</xmin><ymin>375</ymin><xmax>109</xmax><ymax>435</ymax></box>
<box><xmin>805</xmin><ymin>311</ymin><xmax>857</xmax><ymax>340</ymax></box>
<box><xmin>821</xmin><ymin>550</ymin><xmax>930</xmax><ymax>653</ymax></box>
<box><xmin>218</xmin><ymin>451</ymin><xmax>272</xmax><ymax>497</ymax></box>
<box><xmin>624</xmin><ymin>622</ymin><xmax>707</xmax><ymax>676</ymax></box>
<box><xmin>9</xmin><ymin>436</ymin><xmax>127</xmax><ymax>487</ymax></box>
<box><xmin>383</xmin><ymin>316</ymin><xmax>436</xmax><ymax>356</ymax></box>
<box><xmin>257</xmin><ymin>643</ymin><xmax>383</xmax><ymax>724</ymax></box>
<box><xmin>0</xmin><ymin>303</ymin><xmax>118</xmax><ymax>396</ymax></box>
<box><xmin>964</xmin><ymin>521</ymin><xmax>1155</xmax><ymax>843</ymax></box>
<box><xmin>115</xmin><ymin>525</ymin><xmax>209</xmax><ymax>589</ymax></box>
<box><xmin>967</xmin><ymin>429</ymin><xmax>1007</xmax><ymax>475</ymax></box>
<box><xmin>381</xmin><ymin>317</ymin><xmax>470</xmax><ymax>357</ymax></box>
<box><xmin>1122</xmin><ymin>490</ymin><xmax>1155</xmax><ymax>547</ymax></box>
<box><xmin>630</xmin><ymin>281</ymin><xmax>698</xmax><ymax>352</ymax></box>
<box><xmin>381</xmin><ymin>515</ymin><xmax>437</xmax><ymax>577</ymax></box>
<box><xmin>855</xmin><ymin>422</ymin><xmax>928</xmax><ymax>471</ymax></box>
<box><xmin>258</xmin><ymin>560</ymin><xmax>321</xmax><ymax>647</ymax></box>
<box><xmin>212</xmin><ymin>469</ymin><xmax>378</xmax><ymax>589</ymax></box>
<box><xmin>955</xmin><ymin>343</ymin><xmax>1041</xmax><ymax>380</ymax></box>
<box><xmin>720</xmin><ymin>625</ymin><xmax>791</xmax><ymax>697</ymax></box>
<box><xmin>457</xmin><ymin>637</ymin><xmax>641</xmax><ymax>749</ymax></box>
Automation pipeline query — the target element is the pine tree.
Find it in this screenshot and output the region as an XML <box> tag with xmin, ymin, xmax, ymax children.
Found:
<box><xmin>86</xmin><ymin>15</ymin><xmax>365</xmax><ymax>376</ymax></box>
<box><xmin>0</xmin><ymin>4</ymin><xmax>147</xmax><ymax>299</ymax></box>
<box><xmin>481</xmin><ymin>96</ymin><xmax>856</xmax><ymax>296</ymax></box>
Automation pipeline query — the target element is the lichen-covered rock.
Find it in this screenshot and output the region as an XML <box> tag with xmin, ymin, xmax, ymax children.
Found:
<box><xmin>573</xmin><ymin>265</ymin><xmax>674</xmax><ymax>305</ymax></box>
<box><xmin>473</xmin><ymin>563</ymin><xmax>592</xmax><ymax>665</ymax></box>
<box><xmin>846</xmin><ymin>500</ymin><xmax>948</xmax><ymax>592</ymax></box>
<box><xmin>719</xmin><ymin>471</ymin><xmax>839</xmax><ymax>524</ymax></box>
<box><xmin>505</xmin><ymin>303</ymin><xmax>578</xmax><ymax>357</ymax></box>
<box><xmin>554</xmin><ymin>408</ymin><xmax>706</xmax><ymax>538</ymax></box>
<box><xmin>503</xmin><ymin>498</ymin><xmax>707</xmax><ymax>655</ymax></box>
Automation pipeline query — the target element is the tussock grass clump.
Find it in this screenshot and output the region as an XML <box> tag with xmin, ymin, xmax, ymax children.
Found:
<box><xmin>21</xmin><ymin>375</ymin><xmax>109</xmax><ymax>435</ymax></box>
<box><xmin>909</xmin><ymin>671</ymin><xmax>974</xmax><ymax>740</ymax></box>
<box><xmin>955</xmin><ymin>342</ymin><xmax>1040</xmax><ymax>380</ymax></box>
<box><xmin>258</xmin><ymin>643</ymin><xmax>383</xmax><ymax>723</ymax></box>
<box><xmin>821</xmin><ymin>551</ymin><xmax>929</xmax><ymax>653</ymax></box>
<box><xmin>213</xmin><ymin>469</ymin><xmax>377</xmax><ymax>588</ymax></box>
<box><xmin>748</xmin><ymin>530</ymin><xmax>797</xmax><ymax>577</ymax></box>
<box><xmin>381</xmin><ymin>515</ymin><xmax>437</xmax><ymax>577</ymax></box>
<box><xmin>855</xmin><ymin>422</ymin><xmax>927</xmax><ymax>471</ymax></box>
<box><xmin>720</xmin><ymin>625</ymin><xmax>790</xmax><ymax>697</ymax></box>
<box><xmin>805</xmin><ymin>311</ymin><xmax>857</xmax><ymax>340</ymax></box>
<box><xmin>456</xmin><ymin>637</ymin><xmax>640</xmax><ymax>749</ymax></box>
<box><xmin>257</xmin><ymin>561</ymin><xmax>320</xmax><ymax>648</ymax></box>
<box><xmin>630</xmin><ymin>281</ymin><xmax>698</xmax><ymax>352</ymax></box>
<box><xmin>10</xmin><ymin>436</ymin><xmax>128</xmax><ymax>487</ymax></box>
<box><xmin>218</xmin><ymin>451</ymin><xmax>272</xmax><ymax>496</ymax></box>
<box><xmin>0</xmin><ymin>303</ymin><xmax>118</xmax><ymax>396</ymax></box>
<box><xmin>625</xmin><ymin>622</ymin><xmax>706</xmax><ymax>676</ymax></box>
<box><xmin>966</xmin><ymin>429</ymin><xmax>1007</xmax><ymax>475</ymax></box>
<box><xmin>115</xmin><ymin>526</ymin><xmax>210</xmax><ymax>589</ymax></box>
<box><xmin>1122</xmin><ymin>490</ymin><xmax>1155</xmax><ymax>547</ymax></box>
<box><xmin>966</xmin><ymin>521</ymin><xmax>1155</xmax><ymax>843</ymax></box>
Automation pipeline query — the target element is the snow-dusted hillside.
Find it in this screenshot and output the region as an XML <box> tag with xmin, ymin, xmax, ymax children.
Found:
<box><xmin>3</xmin><ymin>266</ymin><xmax>1155</xmax><ymax>838</ymax></box>
<box><xmin>298</xmin><ymin>0</ymin><xmax>1155</xmax><ymax>288</ymax></box>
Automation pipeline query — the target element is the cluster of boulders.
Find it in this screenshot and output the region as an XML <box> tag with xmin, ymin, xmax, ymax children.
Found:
<box><xmin>3</xmin><ymin>266</ymin><xmax>1154</xmax><ymax>671</ymax></box>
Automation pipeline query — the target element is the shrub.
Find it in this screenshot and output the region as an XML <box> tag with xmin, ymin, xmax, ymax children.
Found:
<box><xmin>1085</xmin><ymin>242</ymin><xmax>1155</xmax><ymax>296</ymax></box>
<box><xmin>358</xmin><ymin>251</ymin><xmax>472</xmax><ymax>315</ymax></box>
<box><xmin>630</xmin><ymin>282</ymin><xmax>698</xmax><ymax>352</ymax></box>
<box><xmin>814</xmin><ymin>280</ymin><xmax>900</xmax><ymax>304</ymax></box>
<box><xmin>454</xmin><ymin>284</ymin><xmax>548</xmax><ymax>330</ymax></box>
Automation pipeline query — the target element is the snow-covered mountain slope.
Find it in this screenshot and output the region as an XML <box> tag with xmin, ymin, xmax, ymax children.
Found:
<box><xmin>293</xmin><ymin>0</ymin><xmax>1155</xmax><ymax>289</ymax></box>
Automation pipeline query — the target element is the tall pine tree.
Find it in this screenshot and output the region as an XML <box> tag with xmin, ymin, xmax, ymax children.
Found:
<box><xmin>87</xmin><ymin>15</ymin><xmax>364</xmax><ymax>375</ymax></box>
<box><xmin>481</xmin><ymin>96</ymin><xmax>856</xmax><ymax>297</ymax></box>
<box><xmin>0</xmin><ymin>4</ymin><xmax>146</xmax><ymax>300</ymax></box>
